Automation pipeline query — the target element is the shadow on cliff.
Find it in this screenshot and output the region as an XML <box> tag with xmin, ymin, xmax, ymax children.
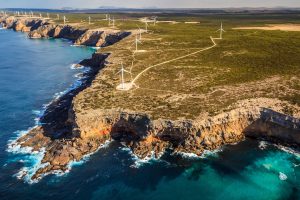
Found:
<box><xmin>39</xmin><ymin>53</ymin><xmax>109</xmax><ymax>139</ymax></box>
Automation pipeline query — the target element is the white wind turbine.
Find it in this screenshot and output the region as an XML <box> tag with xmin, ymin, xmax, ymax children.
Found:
<box><xmin>63</xmin><ymin>16</ymin><xmax>66</xmax><ymax>25</ymax></box>
<box><xmin>138</xmin><ymin>26</ymin><xmax>142</xmax><ymax>40</ymax></box>
<box><xmin>116</xmin><ymin>63</ymin><xmax>132</xmax><ymax>90</ymax></box>
<box><xmin>57</xmin><ymin>14</ymin><xmax>60</xmax><ymax>20</ymax></box>
<box><xmin>153</xmin><ymin>17</ymin><xmax>157</xmax><ymax>26</ymax></box>
<box><xmin>39</xmin><ymin>13</ymin><xmax>42</xmax><ymax>18</ymax></box>
<box><xmin>47</xmin><ymin>13</ymin><xmax>50</xmax><ymax>19</ymax></box>
<box><xmin>108</xmin><ymin>16</ymin><xmax>111</xmax><ymax>26</ymax></box>
<box><xmin>133</xmin><ymin>34</ymin><xmax>142</xmax><ymax>52</ymax></box>
<box><xmin>145</xmin><ymin>21</ymin><xmax>148</xmax><ymax>33</ymax></box>
<box><xmin>217</xmin><ymin>22</ymin><xmax>226</xmax><ymax>39</ymax></box>
<box><xmin>88</xmin><ymin>16</ymin><xmax>91</xmax><ymax>25</ymax></box>
<box><xmin>112</xmin><ymin>17</ymin><xmax>115</xmax><ymax>28</ymax></box>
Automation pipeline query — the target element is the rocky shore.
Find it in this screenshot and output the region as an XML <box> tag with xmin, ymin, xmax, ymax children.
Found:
<box><xmin>1</xmin><ymin>15</ymin><xmax>300</xmax><ymax>182</ymax></box>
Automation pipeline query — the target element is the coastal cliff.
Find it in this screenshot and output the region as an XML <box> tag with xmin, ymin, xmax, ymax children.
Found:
<box><xmin>2</xmin><ymin>15</ymin><xmax>300</xmax><ymax>182</ymax></box>
<box><xmin>13</xmin><ymin>98</ymin><xmax>300</xmax><ymax>180</ymax></box>
<box><xmin>1</xmin><ymin>16</ymin><xmax>131</xmax><ymax>46</ymax></box>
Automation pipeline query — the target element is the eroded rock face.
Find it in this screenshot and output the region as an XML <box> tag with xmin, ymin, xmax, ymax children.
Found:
<box><xmin>0</xmin><ymin>17</ymin><xmax>47</xmax><ymax>33</ymax></box>
<box><xmin>78</xmin><ymin>53</ymin><xmax>109</xmax><ymax>68</ymax></box>
<box><xmin>74</xmin><ymin>30</ymin><xmax>131</xmax><ymax>47</ymax></box>
<box><xmin>53</xmin><ymin>25</ymin><xmax>87</xmax><ymax>41</ymax></box>
<box><xmin>11</xmin><ymin>96</ymin><xmax>300</xmax><ymax>181</ymax></box>
<box><xmin>28</xmin><ymin>24</ymin><xmax>56</xmax><ymax>38</ymax></box>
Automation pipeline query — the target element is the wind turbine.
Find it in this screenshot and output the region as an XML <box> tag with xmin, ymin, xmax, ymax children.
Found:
<box><xmin>217</xmin><ymin>22</ymin><xmax>226</xmax><ymax>39</ymax></box>
<box><xmin>105</xmin><ymin>14</ymin><xmax>108</xmax><ymax>20</ymax></box>
<box><xmin>57</xmin><ymin>14</ymin><xmax>60</xmax><ymax>20</ymax></box>
<box><xmin>153</xmin><ymin>17</ymin><xmax>157</xmax><ymax>26</ymax></box>
<box><xmin>133</xmin><ymin>34</ymin><xmax>142</xmax><ymax>52</ymax></box>
<box><xmin>112</xmin><ymin>17</ymin><xmax>115</xmax><ymax>28</ymax></box>
<box><xmin>63</xmin><ymin>16</ymin><xmax>66</xmax><ymax>25</ymax></box>
<box><xmin>88</xmin><ymin>16</ymin><xmax>91</xmax><ymax>25</ymax></box>
<box><xmin>30</xmin><ymin>11</ymin><xmax>33</xmax><ymax>17</ymax></box>
<box><xmin>145</xmin><ymin>21</ymin><xmax>148</xmax><ymax>33</ymax></box>
<box><xmin>108</xmin><ymin>16</ymin><xmax>111</xmax><ymax>26</ymax></box>
<box><xmin>47</xmin><ymin>13</ymin><xmax>50</xmax><ymax>19</ymax></box>
<box><xmin>137</xmin><ymin>26</ymin><xmax>142</xmax><ymax>40</ymax></box>
<box><xmin>116</xmin><ymin>63</ymin><xmax>131</xmax><ymax>90</ymax></box>
<box><xmin>39</xmin><ymin>13</ymin><xmax>42</xmax><ymax>18</ymax></box>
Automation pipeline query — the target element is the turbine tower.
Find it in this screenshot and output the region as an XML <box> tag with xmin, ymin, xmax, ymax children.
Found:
<box><xmin>112</xmin><ymin>17</ymin><xmax>115</xmax><ymax>28</ymax></box>
<box><xmin>57</xmin><ymin>14</ymin><xmax>60</xmax><ymax>20</ymax></box>
<box><xmin>145</xmin><ymin>21</ymin><xmax>148</xmax><ymax>33</ymax></box>
<box><xmin>63</xmin><ymin>16</ymin><xmax>66</xmax><ymax>25</ymax></box>
<box><xmin>153</xmin><ymin>17</ymin><xmax>157</xmax><ymax>26</ymax></box>
<box><xmin>138</xmin><ymin>26</ymin><xmax>142</xmax><ymax>40</ymax></box>
<box><xmin>47</xmin><ymin>13</ymin><xmax>50</xmax><ymax>19</ymax></box>
<box><xmin>134</xmin><ymin>34</ymin><xmax>142</xmax><ymax>52</ymax></box>
<box><xmin>108</xmin><ymin>16</ymin><xmax>111</xmax><ymax>26</ymax></box>
<box><xmin>116</xmin><ymin>63</ymin><xmax>131</xmax><ymax>90</ymax></box>
<box><xmin>88</xmin><ymin>16</ymin><xmax>91</xmax><ymax>25</ymax></box>
<box><xmin>217</xmin><ymin>22</ymin><xmax>226</xmax><ymax>39</ymax></box>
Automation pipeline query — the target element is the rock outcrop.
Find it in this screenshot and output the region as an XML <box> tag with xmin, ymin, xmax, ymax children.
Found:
<box><xmin>0</xmin><ymin>16</ymin><xmax>47</xmax><ymax>32</ymax></box>
<box><xmin>14</xmin><ymin>100</ymin><xmax>300</xmax><ymax>181</ymax></box>
<box><xmin>1</xmin><ymin>16</ymin><xmax>131</xmax><ymax>48</ymax></box>
<box><xmin>28</xmin><ymin>24</ymin><xmax>56</xmax><ymax>38</ymax></box>
<box><xmin>74</xmin><ymin>30</ymin><xmax>131</xmax><ymax>47</ymax></box>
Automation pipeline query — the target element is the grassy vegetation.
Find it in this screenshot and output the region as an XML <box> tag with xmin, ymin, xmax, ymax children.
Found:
<box><xmin>62</xmin><ymin>12</ymin><xmax>300</xmax><ymax>119</ymax></box>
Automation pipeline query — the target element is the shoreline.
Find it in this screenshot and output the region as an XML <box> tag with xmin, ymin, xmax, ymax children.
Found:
<box><xmin>1</xmin><ymin>15</ymin><xmax>300</xmax><ymax>183</ymax></box>
<box><xmin>0</xmin><ymin>15</ymin><xmax>117</xmax><ymax>181</ymax></box>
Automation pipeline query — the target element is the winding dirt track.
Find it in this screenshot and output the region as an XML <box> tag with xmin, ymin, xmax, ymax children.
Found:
<box><xmin>131</xmin><ymin>36</ymin><xmax>219</xmax><ymax>85</ymax></box>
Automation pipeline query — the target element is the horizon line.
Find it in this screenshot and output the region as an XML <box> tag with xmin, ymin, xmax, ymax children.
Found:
<box><xmin>1</xmin><ymin>6</ymin><xmax>300</xmax><ymax>10</ymax></box>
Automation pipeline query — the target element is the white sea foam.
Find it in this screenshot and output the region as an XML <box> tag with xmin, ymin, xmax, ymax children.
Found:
<box><xmin>279</xmin><ymin>172</ymin><xmax>288</xmax><ymax>181</ymax></box>
<box><xmin>176</xmin><ymin>152</ymin><xmax>200</xmax><ymax>159</ymax></box>
<box><xmin>13</xmin><ymin>148</ymin><xmax>48</xmax><ymax>184</ymax></box>
<box><xmin>70</xmin><ymin>44</ymin><xmax>83</xmax><ymax>47</ymax></box>
<box><xmin>274</xmin><ymin>144</ymin><xmax>300</xmax><ymax>158</ymax></box>
<box><xmin>74</xmin><ymin>73</ymin><xmax>84</xmax><ymax>78</ymax></box>
<box><xmin>259</xmin><ymin>141</ymin><xmax>269</xmax><ymax>150</ymax></box>
<box><xmin>7</xmin><ymin>61</ymin><xmax>95</xmax><ymax>183</ymax></box>
<box><xmin>68</xmin><ymin>140</ymin><xmax>112</xmax><ymax>168</ymax></box>
<box><xmin>175</xmin><ymin>148</ymin><xmax>222</xmax><ymax>159</ymax></box>
<box><xmin>120</xmin><ymin>146</ymin><xmax>164</xmax><ymax>168</ymax></box>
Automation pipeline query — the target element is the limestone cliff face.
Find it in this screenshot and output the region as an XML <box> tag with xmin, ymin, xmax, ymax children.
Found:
<box><xmin>0</xmin><ymin>16</ymin><xmax>47</xmax><ymax>32</ymax></box>
<box><xmin>1</xmin><ymin>17</ymin><xmax>131</xmax><ymax>49</ymax></box>
<box><xmin>28</xmin><ymin>24</ymin><xmax>56</xmax><ymax>38</ymax></box>
<box><xmin>74</xmin><ymin>30</ymin><xmax>131</xmax><ymax>47</ymax></box>
<box><xmin>52</xmin><ymin>25</ymin><xmax>87</xmax><ymax>41</ymax></box>
<box><xmin>72</xmin><ymin>106</ymin><xmax>300</xmax><ymax>159</ymax></box>
<box><xmin>28</xmin><ymin>25</ymin><xmax>87</xmax><ymax>41</ymax></box>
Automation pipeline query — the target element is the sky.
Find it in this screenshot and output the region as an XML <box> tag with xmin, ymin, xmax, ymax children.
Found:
<box><xmin>0</xmin><ymin>0</ymin><xmax>300</xmax><ymax>9</ymax></box>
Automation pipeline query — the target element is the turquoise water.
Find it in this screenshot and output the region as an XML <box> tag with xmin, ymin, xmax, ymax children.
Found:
<box><xmin>1</xmin><ymin>28</ymin><xmax>300</xmax><ymax>200</ymax></box>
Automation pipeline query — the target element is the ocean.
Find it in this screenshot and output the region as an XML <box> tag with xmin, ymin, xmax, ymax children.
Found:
<box><xmin>0</xmin><ymin>28</ymin><xmax>300</xmax><ymax>200</ymax></box>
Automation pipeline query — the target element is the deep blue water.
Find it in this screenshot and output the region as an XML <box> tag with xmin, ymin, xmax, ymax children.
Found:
<box><xmin>1</xmin><ymin>28</ymin><xmax>300</xmax><ymax>200</ymax></box>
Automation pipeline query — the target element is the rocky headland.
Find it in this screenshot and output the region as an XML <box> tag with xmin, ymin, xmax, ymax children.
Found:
<box><xmin>1</xmin><ymin>15</ymin><xmax>300</xmax><ymax>182</ymax></box>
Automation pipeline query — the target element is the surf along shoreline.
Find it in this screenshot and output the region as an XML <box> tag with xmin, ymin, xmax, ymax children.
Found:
<box><xmin>0</xmin><ymin>15</ymin><xmax>131</xmax><ymax>182</ymax></box>
<box><xmin>1</xmin><ymin>14</ymin><xmax>300</xmax><ymax>183</ymax></box>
